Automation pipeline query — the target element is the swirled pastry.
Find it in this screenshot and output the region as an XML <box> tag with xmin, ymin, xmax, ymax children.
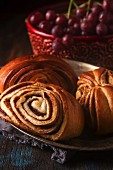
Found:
<box><xmin>0</xmin><ymin>81</ymin><xmax>84</xmax><ymax>141</ymax></box>
<box><xmin>0</xmin><ymin>54</ymin><xmax>78</xmax><ymax>94</ymax></box>
<box><xmin>76</xmin><ymin>67</ymin><xmax>113</xmax><ymax>135</ymax></box>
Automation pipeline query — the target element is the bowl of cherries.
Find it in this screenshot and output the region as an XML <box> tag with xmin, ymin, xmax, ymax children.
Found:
<box><xmin>26</xmin><ymin>0</ymin><xmax>113</xmax><ymax>69</ymax></box>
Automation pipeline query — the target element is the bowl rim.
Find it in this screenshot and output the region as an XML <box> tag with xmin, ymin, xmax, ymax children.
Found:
<box><xmin>25</xmin><ymin>1</ymin><xmax>113</xmax><ymax>40</ymax></box>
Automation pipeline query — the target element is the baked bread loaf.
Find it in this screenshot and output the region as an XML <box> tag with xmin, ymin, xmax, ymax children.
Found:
<box><xmin>0</xmin><ymin>81</ymin><xmax>84</xmax><ymax>141</ymax></box>
<box><xmin>76</xmin><ymin>67</ymin><xmax>113</xmax><ymax>135</ymax></box>
<box><xmin>0</xmin><ymin>54</ymin><xmax>78</xmax><ymax>94</ymax></box>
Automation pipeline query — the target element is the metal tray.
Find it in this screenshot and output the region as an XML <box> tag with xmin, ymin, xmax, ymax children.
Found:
<box><xmin>11</xmin><ymin>60</ymin><xmax>113</xmax><ymax>151</ymax></box>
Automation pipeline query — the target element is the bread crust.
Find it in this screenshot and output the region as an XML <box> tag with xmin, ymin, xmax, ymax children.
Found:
<box><xmin>0</xmin><ymin>81</ymin><xmax>84</xmax><ymax>141</ymax></box>
<box><xmin>76</xmin><ymin>67</ymin><xmax>113</xmax><ymax>135</ymax></box>
<box><xmin>0</xmin><ymin>54</ymin><xmax>78</xmax><ymax>95</ymax></box>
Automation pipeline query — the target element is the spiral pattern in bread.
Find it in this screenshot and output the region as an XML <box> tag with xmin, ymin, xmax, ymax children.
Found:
<box><xmin>0</xmin><ymin>54</ymin><xmax>78</xmax><ymax>94</ymax></box>
<box><xmin>0</xmin><ymin>81</ymin><xmax>84</xmax><ymax>141</ymax></box>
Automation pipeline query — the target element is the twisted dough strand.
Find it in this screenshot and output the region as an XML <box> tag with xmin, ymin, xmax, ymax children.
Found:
<box><xmin>76</xmin><ymin>67</ymin><xmax>113</xmax><ymax>135</ymax></box>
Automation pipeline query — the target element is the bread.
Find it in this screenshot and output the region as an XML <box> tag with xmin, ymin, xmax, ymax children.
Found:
<box><xmin>76</xmin><ymin>67</ymin><xmax>113</xmax><ymax>135</ymax></box>
<box><xmin>0</xmin><ymin>54</ymin><xmax>78</xmax><ymax>94</ymax></box>
<box><xmin>0</xmin><ymin>81</ymin><xmax>84</xmax><ymax>141</ymax></box>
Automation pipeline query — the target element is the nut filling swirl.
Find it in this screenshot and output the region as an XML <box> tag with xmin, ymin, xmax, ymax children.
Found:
<box><xmin>0</xmin><ymin>81</ymin><xmax>84</xmax><ymax>141</ymax></box>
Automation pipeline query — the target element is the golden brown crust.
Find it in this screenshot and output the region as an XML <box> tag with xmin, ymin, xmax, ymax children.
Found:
<box><xmin>0</xmin><ymin>54</ymin><xmax>78</xmax><ymax>94</ymax></box>
<box><xmin>76</xmin><ymin>67</ymin><xmax>113</xmax><ymax>135</ymax></box>
<box><xmin>0</xmin><ymin>81</ymin><xmax>84</xmax><ymax>141</ymax></box>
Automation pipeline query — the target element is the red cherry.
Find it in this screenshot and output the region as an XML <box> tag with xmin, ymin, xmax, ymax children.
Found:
<box><xmin>45</xmin><ymin>10</ymin><xmax>57</xmax><ymax>21</ymax></box>
<box><xmin>52</xmin><ymin>38</ymin><xmax>65</xmax><ymax>52</ymax></box>
<box><xmin>62</xmin><ymin>34</ymin><xmax>74</xmax><ymax>47</ymax></box>
<box><xmin>29</xmin><ymin>11</ymin><xmax>44</xmax><ymax>26</ymax></box>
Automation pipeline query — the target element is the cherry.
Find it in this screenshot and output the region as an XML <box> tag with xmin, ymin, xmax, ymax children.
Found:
<box><xmin>96</xmin><ymin>23</ymin><xmax>108</xmax><ymax>35</ymax></box>
<box><xmin>51</xmin><ymin>25</ymin><xmax>64</xmax><ymax>37</ymax></box>
<box><xmin>45</xmin><ymin>10</ymin><xmax>57</xmax><ymax>21</ymax></box>
<box><xmin>99</xmin><ymin>11</ymin><xmax>113</xmax><ymax>24</ymax></box>
<box><xmin>91</xmin><ymin>4</ymin><xmax>103</xmax><ymax>15</ymax></box>
<box><xmin>75</xmin><ymin>6</ymin><xmax>87</xmax><ymax>19</ymax></box>
<box><xmin>52</xmin><ymin>38</ymin><xmax>65</xmax><ymax>51</ymax></box>
<box><xmin>87</xmin><ymin>12</ymin><xmax>98</xmax><ymax>25</ymax></box>
<box><xmin>81</xmin><ymin>19</ymin><xmax>96</xmax><ymax>35</ymax></box>
<box><xmin>102</xmin><ymin>0</ymin><xmax>113</xmax><ymax>12</ymax></box>
<box><xmin>62</xmin><ymin>34</ymin><xmax>74</xmax><ymax>47</ymax></box>
<box><xmin>56</xmin><ymin>14</ymin><xmax>67</xmax><ymax>27</ymax></box>
<box><xmin>38</xmin><ymin>20</ymin><xmax>52</xmax><ymax>34</ymax></box>
<box><xmin>68</xmin><ymin>17</ymin><xmax>79</xmax><ymax>26</ymax></box>
<box><xmin>29</xmin><ymin>11</ymin><xmax>44</xmax><ymax>26</ymax></box>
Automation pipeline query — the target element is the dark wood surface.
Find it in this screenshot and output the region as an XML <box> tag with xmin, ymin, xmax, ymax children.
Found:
<box><xmin>1</xmin><ymin>1</ymin><xmax>113</xmax><ymax>169</ymax></box>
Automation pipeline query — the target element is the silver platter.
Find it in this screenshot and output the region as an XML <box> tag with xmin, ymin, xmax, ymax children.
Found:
<box><xmin>64</xmin><ymin>59</ymin><xmax>98</xmax><ymax>77</ymax></box>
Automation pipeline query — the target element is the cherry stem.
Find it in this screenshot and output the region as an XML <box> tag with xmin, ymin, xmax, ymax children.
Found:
<box><xmin>67</xmin><ymin>0</ymin><xmax>78</xmax><ymax>18</ymax></box>
<box><xmin>79</xmin><ymin>2</ymin><xmax>88</xmax><ymax>8</ymax></box>
<box><xmin>86</xmin><ymin>0</ymin><xmax>92</xmax><ymax>16</ymax></box>
<box><xmin>73</xmin><ymin>1</ymin><xmax>78</xmax><ymax>9</ymax></box>
<box><xmin>94</xmin><ymin>1</ymin><xmax>102</xmax><ymax>6</ymax></box>
<box><xmin>67</xmin><ymin>0</ymin><xmax>73</xmax><ymax>18</ymax></box>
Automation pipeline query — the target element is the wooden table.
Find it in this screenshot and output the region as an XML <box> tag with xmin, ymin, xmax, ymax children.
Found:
<box><xmin>1</xmin><ymin>1</ymin><xmax>113</xmax><ymax>169</ymax></box>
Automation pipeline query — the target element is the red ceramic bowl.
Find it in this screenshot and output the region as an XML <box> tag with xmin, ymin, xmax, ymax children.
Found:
<box><xmin>25</xmin><ymin>1</ymin><xmax>113</xmax><ymax>69</ymax></box>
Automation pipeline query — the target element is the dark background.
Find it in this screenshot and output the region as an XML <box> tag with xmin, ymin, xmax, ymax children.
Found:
<box><xmin>0</xmin><ymin>0</ymin><xmax>62</xmax><ymax>15</ymax></box>
<box><xmin>0</xmin><ymin>0</ymin><xmax>63</xmax><ymax>65</ymax></box>
<box><xmin>0</xmin><ymin>0</ymin><xmax>67</xmax><ymax>23</ymax></box>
